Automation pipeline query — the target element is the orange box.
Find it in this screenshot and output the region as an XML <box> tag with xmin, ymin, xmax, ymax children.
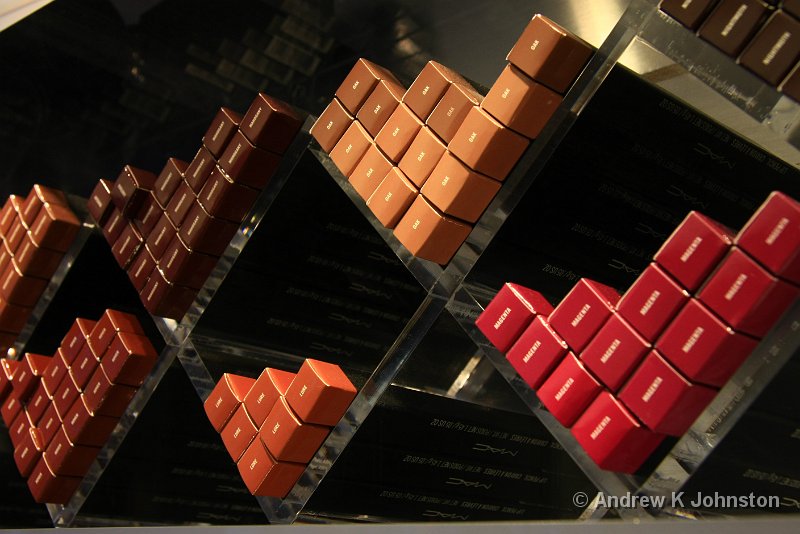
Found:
<box><xmin>261</xmin><ymin>397</ymin><xmax>330</xmax><ymax>463</ymax></box>
<box><xmin>203</xmin><ymin>373</ymin><xmax>255</xmax><ymax>432</ymax></box>
<box><xmin>284</xmin><ymin>359</ymin><xmax>357</xmax><ymax>426</ymax></box>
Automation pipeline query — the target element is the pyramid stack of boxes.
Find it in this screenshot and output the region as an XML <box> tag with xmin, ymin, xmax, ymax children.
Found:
<box><xmin>312</xmin><ymin>14</ymin><xmax>594</xmax><ymax>265</ymax></box>
<box><xmin>0</xmin><ymin>310</ymin><xmax>158</xmax><ymax>503</ymax></box>
<box><xmin>476</xmin><ymin>191</ymin><xmax>800</xmax><ymax>473</ymax></box>
<box><xmin>0</xmin><ymin>185</ymin><xmax>81</xmax><ymax>353</ymax></box>
<box><xmin>87</xmin><ymin>93</ymin><xmax>303</xmax><ymax>320</ymax></box>
<box><xmin>204</xmin><ymin>359</ymin><xmax>357</xmax><ymax>498</ymax></box>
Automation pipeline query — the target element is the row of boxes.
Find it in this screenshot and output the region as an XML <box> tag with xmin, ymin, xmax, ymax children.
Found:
<box><xmin>203</xmin><ymin>359</ymin><xmax>357</xmax><ymax>498</ymax></box>
<box><xmin>312</xmin><ymin>14</ymin><xmax>593</xmax><ymax>265</ymax></box>
<box><xmin>0</xmin><ymin>310</ymin><xmax>158</xmax><ymax>503</ymax></box>
<box><xmin>661</xmin><ymin>0</ymin><xmax>800</xmax><ymax>99</ymax></box>
<box><xmin>477</xmin><ymin>191</ymin><xmax>799</xmax><ymax>472</ymax></box>
<box><xmin>0</xmin><ymin>185</ymin><xmax>81</xmax><ymax>353</ymax></box>
<box><xmin>87</xmin><ymin>93</ymin><xmax>303</xmax><ymax>320</ymax></box>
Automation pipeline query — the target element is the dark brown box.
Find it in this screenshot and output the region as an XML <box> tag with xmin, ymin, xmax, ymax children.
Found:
<box><xmin>199</xmin><ymin>166</ymin><xmax>260</xmax><ymax>223</ymax></box>
<box><xmin>0</xmin><ymin>259</ymin><xmax>47</xmax><ymax>307</ymax></box>
<box><xmin>153</xmin><ymin>158</ymin><xmax>188</xmax><ymax>208</ymax></box>
<box><xmin>785</xmin><ymin>0</ymin><xmax>800</xmax><ymax>19</ymax></box>
<box><xmin>310</xmin><ymin>98</ymin><xmax>354</xmax><ymax>152</ymax></box>
<box><xmin>240</xmin><ymin>93</ymin><xmax>302</xmax><ymax>154</ymax></box>
<box><xmin>366</xmin><ymin>167</ymin><xmax>418</xmax><ymax>229</ymax></box>
<box><xmin>165</xmin><ymin>180</ymin><xmax>196</xmax><ymax>228</ymax></box>
<box><xmin>506</xmin><ymin>13</ymin><xmax>594</xmax><ymax>93</ymax></box>
<box><xmin>179</xmin><ymin>200</ymin><xmax>239</xmax><ymax>256</ymax></box>
<box><xmin>101</xmin><ymin>330</ymin><xmax>157</xmax><ymax>387</ymax></box>
<box><xmin>88</xmin><ymin>179</ymin><xmax>114</xmax><ymax>226</ymax></box>
<box><xmin>660</xmin><ymin>0</ymin><xmax>721</xmax><ymax>29</ymax></box>
<box><xmin>161</xmin><ymin>234</ymin><xmax>218</xmax><ymax>289</ymax></box>
<box><xmin>375</xmin><ymin>103</ymin><xmax>424</xmax><ymax>163</ymax></box>
<box><xmin>203</xmin><ymin>107</ymin><xmax>243</xmax><ymax>158</ymax></box>
<box><xmin>426</xmin><ymin>82</ymin><xmax>483</xmax><ymax>144</ymax></box>
<box><xmin>421</xmin><ymin>150</ymin><xmax>501</xmax><ymax>223</ymax></box>
<box><xmin>63</xmin><ymin>394</ymin><xmax>119</xmax><ymax>447</ymax></box>
<box><xmin>100</xmin><ymin>208</ymin><xmax>125</xmax><ymax>244</ymax></box>
<box><xmin>133</xmin><ymin>192</ymin><xmax>162</xmax><ymax>237</ymax></box>
<box><xmin>111</xmin><ymin>222</ymin><xmax>143</xmax><ymax>270</ymax></box>
<box><xmin>146</xmin><ymin>213</ymin><xmax>178</xmax><ymax>259</ymax></box>
<box><xmin>740</xmin><ymin>11</ymin><xmax>800</xmax><ymax>84</ymax></box>
<box><xmin>219</xmin><ymin>130</ymin><xmax>282</xmax><ymax>189</ymax></box>
<box><xmin>21</xmin><ymin>184</ymin><xmax>67</xmax><ymax>227</ymax></box>
<box><xmin>112</xmin><ymin>165</ymin><xmax>157</xmax><ymax>217</ymax></box>
<box><xmin>335</xmin><ymin>58</ymin><xmax>400</xmax><ymax>115</ymax></box>
<box><xmin>398</xmin><ymin>127</ymin><xmax>448</xmax><ymax>188</ymax></box>
<box><xmin>448</xmin><ymin>106</ymin><xmax>530</xmax><ymax>181</ymax></box>
<box><xmin>0</xmin><ymin>297</ymin><xmax>30</xmax><ymax>333</ymax></box>
<box><xmin>140</xmin><ymin>266</ymin><xmax>197</xmax><ymax>320</ymax></box>
<box><xmin>184</xmin><ymin>146</ymin><xmax>216</xmax><ymax>194</ymax></box>
<box><xmin>126</xmin><ymin>246</ymin><xmax>156</xmax><ymax>292</ymax></box>
<box><xmin>330</xmin><ymin>120</ymin><xmax>373</xmax><ymax>176</ymax></box>
<box><xmin>43</xmin><ymin>426</ymin><xmax>99</xmax><ymax>477</ymax></box>
<box><xmin>481</xmin><ymin>64</ymin><xmax>563</xmax><ymax>139</ymax></box>
<box><xmin>357</xmin><ymin>78</ymin><xmax>406</xmax><ymax>137</ymax></box>
<box><xmin>15</xmin><ymin>231</ymin><xmax>63</xmax><ymax>279</ymax></box>
<box><xmin>30</xmin><ymin>202</ymin><xmax>80</xmax><ymax>252</ymax></box>
<box><xmin>393</xmin><ymin>195</ymin><xmax>472</xmax><ymax>265</ymax></box>
<box><xmin>403</xmin><ymin>60</ymin><xmax>471</xmax><ymax>121</ymax></box>
<box><xmin>348</xmin><ymin>143</ymin><xmax>393</xmax><ymax>201</ymax></box>
<box><xmin>699</xmin><ymin>0</ymin><xmax>770</xmax><ymax>56</ymax></box>
<box><xmin>83</xmin><ymin>365</ymin><xmax>137</xmax><ymax>418</ymax></box>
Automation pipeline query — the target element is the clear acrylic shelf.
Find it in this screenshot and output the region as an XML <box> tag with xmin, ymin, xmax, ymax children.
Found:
<box><xmin>447</xmin><ymin>283</ymin><xmax>800</xmax><ymax>519</ymax></box>
<box><xmin>152</xmin><ymin>118</ymin><xmax>314</xmax><ymax>345</ymax></box>
<box><xmin>10</xmin><ymin>194</ymin><xmax>94</xmax><ymax>358</ymax></box>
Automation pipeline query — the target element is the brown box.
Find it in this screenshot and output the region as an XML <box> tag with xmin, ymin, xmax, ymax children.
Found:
<box><xmin>366</xmin><ymin>167</ymin><xmax>418</xmax><ymax>229</ymax></box>
<box><xmin>21</xmin><ymin>185</ymin><xmax>67</xmax><ymax>227</ymax></box>
<box><xmin>15</xmin><ymin>232</ymin><xmax>63</xmax><ymax>279</ymax></box>
<box><xmin>165</xmin><ymin>180</ymin><xmax>196</xmax><ymax>228</ymax></box>
<box><xmin>348</xmin><ymin>143</ymin><xmax>393</xmax><ymax>201</ymax></box>
<box><xmin>421</xmin><ymin>151</ymin><xmax>501</xmax><ymax>223</ymax></box>
<box><xmin>403</xmin><ymin>60</ymin><xmax>470</xmax><ymax>121</ymax></box>
<box><xmin>198</xmin><ymin>166</ymin><xmax>260</xmax><ymax>223</ymax></box>
<box><xmin>184</xmin><ymin>146</ymin><xmax>216</xmax><ymax>194</ymax></box>
<box><xmin>87</xmin><ymin>309</ymin><xmax>144</xmax><ymax>358</ymax></box>
<box><xmin>335</xmin><ymin>58</ymin><xmax>400</xmax><ymax>114</ymax></box>
<box><xmin>161</xmin><ymin>234</ymin><xmax>218</xmax><ymax>289</ymax></box>
<box><xmin>101</xmin><ymin>330</ymin><xmax>157</xmax><ymax>387</ymax></box>
<box><xmin>112</xmin><ymin>165</ymin><xmax>157</xmax><ymax>217</ymax></box>
<box><xmin>127</xmin><ymin>246</ymin><xmax>156</xmax><ymax>292</ymax></box>
<box><xmin>63</xmin><ymin>394</ymin><xmax>119</xmax><ymax>447</ymax></box>
<box><xmin>27</xmin><ymin>457</ymin><xmax>81</xmax><ymax>504</ymax></box>
<box><xmin>179</xmin><ymin>200</ymin><xmax>239</xmax><ymax>256</ymax></box>
<box><xmin>240</xmin><ymin>93</ymin><xmax>302</xmax><ymax>154</ymax></box>
<box><xmin>0</xmin><ymin>259</ymin><xmax>47</xmax><ymax>307</ymax></box>
<box><xmin>481</xmin><ymin>64</ymin><xmax>562</xmax><ymax>139</ymax></box>
<box><xmin>375</xmin><ymin>103</ymin><xmax>424</xmax><ymax>163</ymax></box>
<box><xmin>357</xmin><ymin>78</ymin><xmax>406</xmax><ymax>137</ymax></box>
<box><xmin>699</xmin><ymin>0</ymin><xmax>770</xmax><ymax>56</ymax></box>
<box><xmin>146</xmin><ymin>213</ymin><xmax>178</xmax><ymax>259</ymax></box>
<box><xmin>154</xmin><ymin>158</ymin><xmax>189</xmax><ymax>208</ymax></box>
<box><xmin>60</xmin><ymin>318</ymin><xmax>96</xmax><ymax>365</ymax></box>
<box><xmin>0</xmin><ymin>195</ymin><xmax>21</xmax><ymax>234</ymax></box>
<box><xmin>448</xmin><ymin>106</ymin><xmax>530</xmax><ymax>181</ymax></box>
<box><xmin>111</xmin><ymin>222</ymin><xmax>143</xmax><ymax>270</ymax></box>
<box><xmin>100</xmin><ymin>208</ymin><xmax>125</xmax><ymax>244</ymax></box>
<box><xmin>740</xmin><ymin>11</ymin><xmax>800</xmax><ymax>85</ymax></box>
<box><xmin>203</xmin><ymin>107</ymin><xmax>242</xmax><ymax>158</ymax></box>
<box><xmin>398</xmin><ymin>126</ymin><xmax>448</xmax><ymax>187</ymax></box>
<box><xmin>311</xmin><ymin>98</ymin><xmax>354</xmax><ymax>152</ymax></box>
<box><xmin>0</xmin><ymin>297</ymin><xmax>31</xmax><ymax>333</ymax></box>
<box><xmin>219</xmin><ymin>130</ymin><xmax>282</xmax><ymax>189</ymax></box>
<box><xmin>660</xmin><ymin>0</ymin><xmax>720</xmax><ymax>29</ymax></box>
<box><xmin>140</xmin><ymin>266</ymin><xmax>197</xmax><ymax>320</ymax></box>
<box><xmin>88</xmin><ymin>179</ymin><xmax>114</xmax><ymax>226</ymax></box>
<box><xmin>393</xmin><ymin>195</ymin><xmax>472</xmax><ymax>265</ymax></box>
<box><xmin>83</xmin><ymin>366</ymin><xmax>137</xmax><ymax>418</ymax></box>
<box><xmin>426</xmin><ymin>83</ymin><xmax>482</xmax><ymax>144</ymax></box>
<box><xmin>330</xmin><ymin>120</ymin><xmax>373</xmax><ymax>176</ymax></box>
<box><xmin>506</xmin><ymin>13</ymin><xmax>594</xmax><ymax>93</ymax></box>
<box><xmin>133</xmin><ymin>193</ymin><xmax>161</xmax><ymax>237</ymax></box>
<box><xmin>31</xmin><ymin>203</ymin><xmax>80</xmax><ymax>252</ymax></box>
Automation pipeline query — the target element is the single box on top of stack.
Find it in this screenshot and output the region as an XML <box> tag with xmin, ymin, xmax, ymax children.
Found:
<box><xmin>87</xmin><ymin>94</ymin><xmax>303</xmax><ymax>320</ymax></box>
<box><xmin>311</xmin><ymin>13</ymin><xmax>593</xmax><ymax>265</ymax></box>
<box><xmin>0</xmin><ymin>309</ymin><xmax>158</xmax><ymax>504</ymax></box>
<box><xmin>0</xmin><ymin>185</ymin><xmax>81</xmax><ymax>353</ymax></box>
<box><xmin>203</xmin><ymin>359</ymin><xmax>357</xmax><ymax>498</ymax></box>
<box><xmin>476</xmin><ymin>191</ymin><xmax>800</xmax><ymax>474</ymax></box>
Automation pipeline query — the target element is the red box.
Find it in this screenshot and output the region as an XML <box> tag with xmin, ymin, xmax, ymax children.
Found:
<box><xmin>220</xmin><ymin>404</ymin><xmax>258</xmax><ymax>461</ymax></box>
<box><xmin>70</xmin><ymin>343</ymin><xmax>100</xmax><ymax>390</ymax></box>
<box><xmin>41</xmin><ymin>349</ymin><xmax>69</xmax><ymax>398</ymax></box>
<box><xmin>161</xmin><ymin>234</ymin><xmax>218</xmax><ymax>289</ymax></box>
<box><xmin>147</xmin><ymin>213</ymin><xmax>178</xmax><ymax>259</ymax></box>
<box><xmin>88</xmin><ymin>179</ymin><xmax>113</xmax><ymax>226</ymax></box>
<box><xmin>0</xmin><ymin>259</ymin><xmax>48</xmax><ymax>308</ymax></box>
<box><xmin>26</xmin><ymin>381</ymin><xmax>52</xmax><ymax>425</ymax></box>
<box><xmin>1</xmin><ymin>358</ymin><xmax>19</xmax><ymax>401</ymax></box>
<box><xmin>100</xmin><ymin>331</ymin><xmax>157</xmax><ymax>387</ymax></box>
<box><xmin>36</xmin><ymin>402</ymin><xmax>62</xmax><ymax>448</ymax></box>
<box><xmin>43</xmin><ymin>426</ymin><xmax>99</xmax><ymax>477</ymax></box>
<box><xmin>0</xmin><ymin>297</ymin><xmax>31</xmax><ymax>335</ymax></box>
<box><xmin>139</xmin><ymin>266</ymin><xmax>197</xmax><ymax>320</ymax></box>
<box><xmin>580</xmin><ymin>313</ymin><xmax>650</xmax><ymax>392</ymax></box>
<box><xmin>203</xmin><ymin>373</ymin><xmax>255</xmax><ymax>432</ymax></box>
<box><xmin>27</xmin><ymin>457</ymin><xmax>81</xmax><ymax>504</ymax></box>
<box><xmin>571</xmin><ymin>391</ymin><xmax>665</xmax><ymax>473</ymax></box>
<box><xmin>13</xmin><ymin>352</ymin><xmax>51</xmax><ymax>402</ymax></box>
<box><xmin>475</xmin><ymin>283</ymin><xmax>554</xmax><ymax>352</ymax></box>
<box><xmin>506</xmin><ymin>315</ymin><xmax>569</xmax><ymax>389</ymax></box>
<box><xmin>127</xmin><ymin>246</ymin><xmax>156</xmax><ymax>292</ymax></box>
<box><xmin>111</xmin><ymin>222</ymin><xmax>142</xmax><ymax>269</ymax></box>
<box><xmin>548</xmin><ymin>279</ymin><xmax>620</xmax><ymax>353</ymax></box>
<box><xmin>101</xmin><ymin>208</ymin><xmax>125</xmax><ymax>244</ymax></box>
<box><xmin>30</xmin><ymin>202</ymin><xmax>80</xmax><ymax>253</ymax></box>
<box><xmin>13</xmin><ymin>427</ymin><xmax>44</xmax><ymax>477</ymax></box>
<box><xmin>698</xmin><ymin>248</ymin><xmax>800</xmax><ymax>338</ymax></box>
<box><xmin>242</xmin><ymin>368</ymin><xmax>295</xmax><ymax>428</ymax></box>
<box><xmin>619</xmin><ymin>351</ymin><xmax>717</xmax><ymax>436</ymax></box>
<box><xmin>184</xmin><ymin>146</ymin><xmax>216</xmax><ymax>194</ymax></box>
<box><xmin>736</xmin><ymin>191</ymin><xmax>800</xmax><ymax>284</ymax></box>
<box><xmin>87</xmin><ymin>310</ymin><xmax>144</xmax><ymax>358</ymax></box>
<box><xmin>237</xmin><ymin>436</ymin><xmax>305</xmax><ymax>497</ymax></box>
<box><xmin>133</xmin><ymin>193</ymin><xmax>161</xmax><ymax>238</ymax></box>
<box><xmin>9</xmin><ymin>409</ymin><xmax>32</xmax><ymax>449</ymax></box>
<box><xmin>83</xmin><ymin>366</ymin><xmax>137</xmax><ymax>418</ymax></box>
<box><xmin>284</xmin><ymin>359</ymin><xmax>357</xmax><ymax>426</ymax></box>
<box><xmin>111</xmin><ymin>165</ymin><xmax>157</xmax><ymax>217</ymax></box>
<box><xmin>178</xmin><ymin>200</ymin><xmax>239</xmax><ymax>257</ymax></box>
<box><xmin>616</xmin><ymin>263</ymin><xmax>689</xmax><ymax>342</ymax></box>
<box><xmin>1</xmin><ymin>392</ymin><xmax>23</xmax><ymax>426</ymax></box>
<box><xmin>656</xmin><ymin>299</ymin><xmax>759</xmax><ymax>387</ymax></box>
<box><xmin>153</xmin><ymin>158</ymin><xmax>188</xmax><ymax>208</ymax></box>
<box><xmin>537</xmin><ymin>352</ymin><xmax>602</xmax><ymax>427</ymax></box>
<box><xmin>654</xmin><ymin>211</ymin><xmax>734</xmax><ymax>292</ymax></box>
<box><xmin>53</xmin><ymin>371</ymin><xmax>81</xmax><ymax>420</ymax></box>
<box><xmin>60</xmin><ymin>318</ymin><xmax>96</xmax><ymax>365</ymax></box>
<box><xmin>63</xmin><ymin>394</ymin><xmax>119</xmax><ymax>447</ymax></box>
<box><xmin>165</xmin><ymin>180</ymin><xmax>196</xmax><ymax>228</ymax></box>
<box><xmin>261</xmin><ymin>396</ymin><xmax>330</xmax><ymax>463</ymax></box>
